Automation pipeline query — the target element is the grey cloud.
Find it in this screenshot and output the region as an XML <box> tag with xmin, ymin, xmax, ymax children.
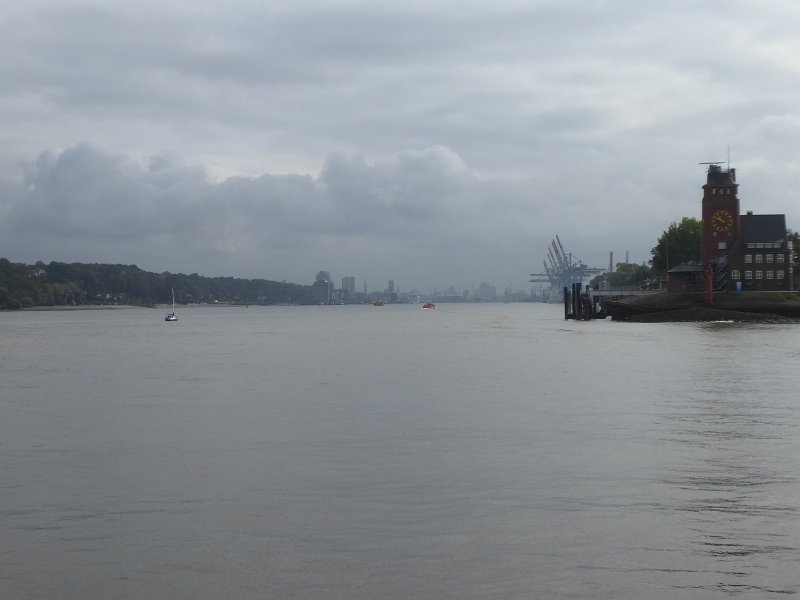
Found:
<box><xmin>16</xmin><ymin>145</ymin><xmax>207</xmax><ymax>239</ymax></box>
<box><xmin>2</xmin><ymin>144</ymin><xmax>549</xmax><ymax>288</ymax></box>
<box><xmin>3</xmin><ymin>1</ymin><xmax>800</xmax><ymax>287</ymax></box>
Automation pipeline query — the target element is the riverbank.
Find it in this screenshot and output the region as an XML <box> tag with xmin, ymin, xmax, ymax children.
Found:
<box><xmin>622</xmin><ymin>306</ymin><xmax>800</xmax><ymax>323</ymax></box>
<box><xmin>606</xmin><ymin>291</ymin><xmax>800</xmax><ymax>323</ymax></box>
<box><xmin>20</xmin><ymin>304</ymin><xmax>143</xmax><ymax>311</ymax></box>
<box><xmin>16</xmin><ymin>302</ymin><xmax>259</xmax><ymax>312</ymax></box>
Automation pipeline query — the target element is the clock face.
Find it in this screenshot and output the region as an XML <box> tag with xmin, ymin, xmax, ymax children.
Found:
<box><xmin>711</xmin><ymin>209</ymin><xmax>734</xmax><ymax>232</ymax></box>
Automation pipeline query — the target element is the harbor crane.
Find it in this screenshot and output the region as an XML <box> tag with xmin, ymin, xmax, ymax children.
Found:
<box><xmin>529</xmin><ymin>235</ymin><xmax>605</xmax><ymax>298</ymax></box>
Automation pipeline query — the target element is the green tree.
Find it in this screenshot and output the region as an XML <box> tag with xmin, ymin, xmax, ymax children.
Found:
<box><xmin>590</xmin><ymin>262</ymin><xmax>653</xmax><ymax>288</ymax></box>
<box><xmin>0</xmin><ymin>257</ymin><xmax>316</xmax><ymax>308</ymax></box>
<box><xmin>650</xmin><ymin>217</ymin><xmax>701</xmax><ymax>275</ymax></box>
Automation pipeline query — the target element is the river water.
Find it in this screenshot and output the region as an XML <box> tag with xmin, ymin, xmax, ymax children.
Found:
<box><xmin>2</xmin><ymin>303</ymin><xmax>799</xmax><ymax>599</ymax></box>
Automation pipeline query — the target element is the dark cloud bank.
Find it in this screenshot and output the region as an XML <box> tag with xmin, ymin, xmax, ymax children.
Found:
<box><xmin>1</xmin><ymin>144</ymin><xmax>567</xmax><ymax>291</ymax></box>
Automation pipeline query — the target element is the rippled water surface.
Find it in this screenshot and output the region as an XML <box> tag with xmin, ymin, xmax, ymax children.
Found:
<box><xmin>2</xmin><ymin>303</ymin><xmax>800</xmax><ymax>598</ymax></box>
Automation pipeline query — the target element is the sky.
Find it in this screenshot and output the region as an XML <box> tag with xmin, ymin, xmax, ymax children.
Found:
<box><xmin>3</xmin><ymin>0</ymin><xmax>800</xmax><ymax>293</ymax></box>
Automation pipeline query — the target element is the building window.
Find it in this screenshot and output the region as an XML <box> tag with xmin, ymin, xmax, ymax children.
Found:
<box><xmin>778</xmin><ymin>254</ymin><xmax>785</xmax><ymax>264</ymax></box>
<box><xmin>766</xmin><ymin>254</ymin><xmax>774</xmax><ymax>263</ymax></box>
<box><xmin>712</xmin><ymin>188</ymin><xmax>717</xmax><ymax>195</ymax></box>
<box><xmin>745</xmin><ymin>271</ymin><xmax>753</xmax><ymax>280</ymax></box>
<box><xmin>756</xmin><ymin>271</ymin><xmax>764</xmax><ymax>280</ymax></box>
<box><xmin>778</xmin><ymin>270</ymin><xmax>786</xmax><ymax>279</ymax></box>
<box><xmin>731</xmin><ymin>270</ymin><xmax>741</xmax><ymax>280</ymax></box>
<box><xmin>767</xmin><ymin>270</ymin><xmax>775</xmax><ymax>280</ymax></box>
<box><xmin>755</xmin><ymin>254</ymin><xmax>764</xmax><ymax>263</ymax></box>
<box><xmin>745</xmin><ymin>254</ymin><xmax>753</xmax><ymax>263</ymax></box>
<box><xmin>718</xmin><ymin>241</ymin><xmax>727</xmax><ymax>250</ymax></box>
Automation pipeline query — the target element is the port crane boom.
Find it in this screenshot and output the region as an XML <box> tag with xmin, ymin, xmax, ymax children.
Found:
<box><xmin>530</xmin><ymin>236</ymin><xmax>605</xmax><ymax>295</ymax></box>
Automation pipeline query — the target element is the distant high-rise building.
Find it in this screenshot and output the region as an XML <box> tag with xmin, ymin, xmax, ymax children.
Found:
<box><xmin>312</xmin><ymin>270</ymin><xmax>333</xmax><ymax>304</ymax></box>
<box><xmin>386</xmin><ymin>280</ymin><xmax>398</xmax><ymax>303</ymax></box>
<box><xmin>477</xmin><ymin>282</ymin><xmax>497</xmax><ymax>301</ymax></box>
<box><xmin>342</xmin><ymin>276</ymin><xmax>355</xmax><ymax>303</ymax></box>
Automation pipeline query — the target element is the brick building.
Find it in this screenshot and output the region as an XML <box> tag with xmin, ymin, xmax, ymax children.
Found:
<box><xmin>699</xmin><ymin>165</ymin><xmax>793</xmax><ymax>291</ymax></box>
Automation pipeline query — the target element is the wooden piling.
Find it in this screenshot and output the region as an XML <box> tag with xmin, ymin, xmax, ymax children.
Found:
<box><xmin>564</xmin><ymin>286</ymin><xmax>570</xmax><ymax>319</ymax></box>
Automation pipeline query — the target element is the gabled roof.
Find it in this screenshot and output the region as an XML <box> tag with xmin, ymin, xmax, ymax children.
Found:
<box><xmin>668</xmin><ymin>263</ymin><xmax>705</xmax><ymax>273</ymax></box>
<box><xmin>729</xmin><ymin>213</ymin><xmax>787</xmax><ymax>253</ymax></box>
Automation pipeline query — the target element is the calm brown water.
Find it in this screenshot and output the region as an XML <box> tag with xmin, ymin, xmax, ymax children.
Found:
<box><xmin>2</xmin><ymin>303</ymin><xmax>799</xmax><ymax>598</ymax></box>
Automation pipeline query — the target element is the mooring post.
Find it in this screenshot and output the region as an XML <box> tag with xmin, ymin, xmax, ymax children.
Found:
<box><xmin>570</xmin><ymin>283</ymin><xmax>576</xmax><ymax>318</ymax></box>
<box><xmin>564</xmin><ymin>286</ymin><xmax>570</xmax><ymax>319</ymax></box>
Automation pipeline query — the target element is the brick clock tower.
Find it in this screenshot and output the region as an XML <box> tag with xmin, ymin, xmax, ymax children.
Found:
<box><xmin>701</xmin><ymin>164</ymin><xmax>740</xmax><ymax>266</ymax></box>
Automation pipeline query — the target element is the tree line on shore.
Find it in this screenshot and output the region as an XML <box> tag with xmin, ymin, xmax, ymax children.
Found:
<box><xmin>0</xmin><ymin>259</ymin><xmax>313</xmax><ymax>310</ymax></box>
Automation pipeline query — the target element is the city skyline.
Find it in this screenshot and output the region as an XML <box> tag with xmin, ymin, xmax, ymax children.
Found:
<box><xmin>312</xmin><ymin>270</ymin><xmax>507</xmax><ymax>299</ymax></box>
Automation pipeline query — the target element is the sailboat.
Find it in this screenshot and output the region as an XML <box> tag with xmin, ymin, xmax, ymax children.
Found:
<box><xmin>165</xmin><ymin>288</ymin><xmax>178</xmax><ymax>321</ymax></box>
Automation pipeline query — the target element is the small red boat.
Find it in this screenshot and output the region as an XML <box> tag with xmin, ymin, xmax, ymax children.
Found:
<box><xmin>422</xmin><ymin>302</ymin><xmax>436</xmax><ymax>309</ymax></box>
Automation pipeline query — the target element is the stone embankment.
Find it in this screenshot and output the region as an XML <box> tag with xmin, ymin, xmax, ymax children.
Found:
<box><xmin>605</xmin><ymin>292</ymin><xmax>800</xmax><ymax>323</ymax></box>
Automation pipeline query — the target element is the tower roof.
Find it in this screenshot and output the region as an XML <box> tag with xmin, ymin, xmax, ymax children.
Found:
<box><xmin>705</xmin><ymin>164</ymin><xmax>736</xmax><ymax>186</ymax></box>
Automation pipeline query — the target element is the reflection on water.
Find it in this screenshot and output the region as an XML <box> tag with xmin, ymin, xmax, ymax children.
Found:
<box><xmin>659</xmin><ymin>324</ymin><xmax>799</xmax><ymax>595</ymax></box>
<box><xmin>2</xmin><ymin>307</ymin><xmax>800</xmax><ymax>598</ymax></box>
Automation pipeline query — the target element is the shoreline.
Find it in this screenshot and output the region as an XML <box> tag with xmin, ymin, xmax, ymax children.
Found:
<box><xmin>620</xmin><ymin>306</ymin><xmax>800</xmax><ymax>323</ymax></box>
<box><xmin>17</xmin><ymin>302</ymin><xmax>253</xmax><ymax>312</ymax></box>
<box><xmin>20</xmin><ymin>304</ymin><xmax>144</xmax><ymax>311</ymax></box>
<box><xmin>606</xmin><ymin>291</ymin><xmax>800</xmax><ymax>323</ymax></box>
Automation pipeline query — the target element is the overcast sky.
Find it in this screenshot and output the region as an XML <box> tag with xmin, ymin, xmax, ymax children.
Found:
<box><xmin>2</xmin><ymin>0</ymin><xmax>800</xmax><ymax>292</ymax></box>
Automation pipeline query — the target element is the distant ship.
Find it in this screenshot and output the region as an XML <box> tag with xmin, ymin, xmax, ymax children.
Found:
<box><xmin>165</xmin><ymin>288</ymin><xmax>178</xmax><ymax>321</ymax></box>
